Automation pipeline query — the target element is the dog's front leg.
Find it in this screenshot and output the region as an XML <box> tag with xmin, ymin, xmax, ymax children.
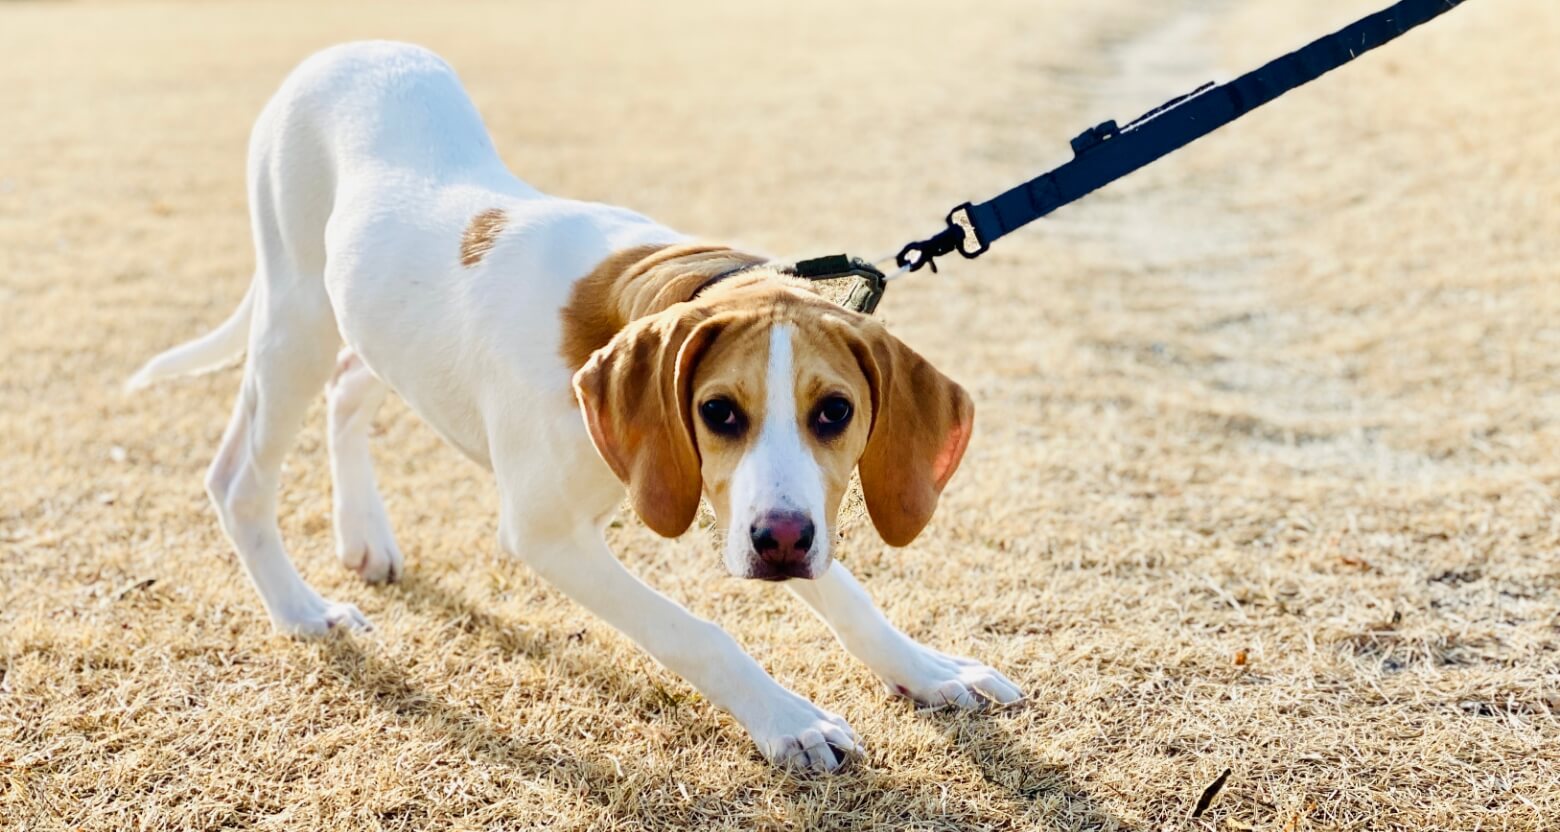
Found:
<box><xmin>500</xmin><ymin>516</ymin><xmax>863</xmax><ymax>772</ymax></box>
<box><xmin>789</xmin><ymin>563</ymin><xmax>1024</xmax><ymax>709</ymax></box>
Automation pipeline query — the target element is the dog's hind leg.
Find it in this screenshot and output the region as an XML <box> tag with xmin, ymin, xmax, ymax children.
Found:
<box><xmin>326</xmin><ymin>348</ymin><xmax>404</xmax><ymax>583</ymax></box>
<box><xmin>207</xmin><ymin>267</ymin><xmax>368</xmax><ymax>635</ymax></box>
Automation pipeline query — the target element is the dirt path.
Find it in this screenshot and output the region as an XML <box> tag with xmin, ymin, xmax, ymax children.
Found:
<box><xmin>1055</xmin><ymin>1</ymin><xmax>1453</xmax><ymax>484</ymax></box>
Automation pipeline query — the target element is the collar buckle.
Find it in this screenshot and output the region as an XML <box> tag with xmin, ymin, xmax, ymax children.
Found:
<box><xmin>787</xmin><ymin>254</ymin><xmax>888</xmax><ymax>315</ymax></box>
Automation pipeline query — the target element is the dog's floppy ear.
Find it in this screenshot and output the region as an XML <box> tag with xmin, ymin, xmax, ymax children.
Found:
<box><xmin>850</xmin><ymin>323</ymin><xmax>974</xmax><ymax>547</ymax></box>
<box><xmin>573</xmin><ymin>309</ymin><xmax>721</xmax><ymax>538</ymax></box>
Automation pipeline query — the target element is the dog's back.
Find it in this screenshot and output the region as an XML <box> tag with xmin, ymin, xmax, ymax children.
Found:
<box><xmin>246</xmin><ymin>42</ymin><xmax>520</xmax><ymax>278</ymax></box>
<box><xmin>266</xmin><ymin>42</ymin><xmax>510</xmax><ymax>184</ymax></box>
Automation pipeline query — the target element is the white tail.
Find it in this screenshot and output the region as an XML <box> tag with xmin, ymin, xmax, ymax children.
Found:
<box><xmin>125</xmin><ymin>282</ymin><xmax>256</xmax><ymax>392</ymax></box>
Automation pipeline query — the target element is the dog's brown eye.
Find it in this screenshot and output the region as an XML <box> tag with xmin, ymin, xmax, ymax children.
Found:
<box><xmin>812</xmin><ymin>396</ymin><xmax>852</xmax><ymax>439</ymax></box>
<box><xmin>699</xmin><ymin>398</ymin><xmax>745</xmax><ymax>436</ymax></box>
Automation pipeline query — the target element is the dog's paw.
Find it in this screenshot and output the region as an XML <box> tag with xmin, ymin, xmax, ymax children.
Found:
<box><xmin>270</xmin><ymin>596</ymin><xmax>372</xmax><ymax>637</ymax></box>
<box><xmin>334</xmin><ymin>502</ymin><xmax>404</xmax><ymax>583</ymax></box>
<box><xmin>745</xmin><ymin>694</ymin><xmax>864</xmax><ymax>774</ymax></box>
<box><xmin>884</xmin><ymin>647</ymin><xmax>1023</xmax><ymax>710</ymax></box>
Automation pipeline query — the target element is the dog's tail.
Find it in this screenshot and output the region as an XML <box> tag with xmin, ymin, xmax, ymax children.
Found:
<box><xmin>125</xmin><ymin>281</ymin><xmax>256</xmax><ymax>392</ymax></box>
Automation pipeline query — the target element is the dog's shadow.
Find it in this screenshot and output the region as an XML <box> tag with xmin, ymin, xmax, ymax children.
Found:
<box><xmin>311</xmin><ymin>573</ymin><xmax>1132</xmax><ymax>831</ymax></box>
<box><xmin>309</xmin><ymin>602</ymin><xmax>619</xmax><ymax>805</ymax></box>
<box><xmin>892</xmin><ymin>709</ymin><xmax>1134</xmax><ymax>831</ymax></box>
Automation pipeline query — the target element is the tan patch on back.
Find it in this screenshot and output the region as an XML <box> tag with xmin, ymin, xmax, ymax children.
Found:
<box><xmin>558</xmin><ymin>243</ymin><xmax>769</xmax><ymax>372</ymax></box>
<box><xmin>559</xmin><ymin>244</ymin><xmax>671</xmax><ymax>372</ymax></box>
<box><xmin>459</xmin><ymin>208</ymin><xmax>507</xmax><ymax>268</ymax></box>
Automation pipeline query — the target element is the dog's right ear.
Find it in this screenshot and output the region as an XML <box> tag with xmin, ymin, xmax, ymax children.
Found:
<box><xmin>573</xmin><ymin>309</ymin><xmax>722</xmax><ymax>538</ymax></box>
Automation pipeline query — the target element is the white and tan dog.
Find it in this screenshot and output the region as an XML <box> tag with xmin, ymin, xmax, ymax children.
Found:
<box><xmin>129</xmin><ymin>41</ymin><xmax>1020</xmax><ymax>772</ymax></box>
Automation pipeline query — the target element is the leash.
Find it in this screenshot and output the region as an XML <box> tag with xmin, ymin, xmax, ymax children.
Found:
<box><xmin>791</xmin><ymin>0</ymin><xmax>1472</xmax><ymax>314</ymax></box>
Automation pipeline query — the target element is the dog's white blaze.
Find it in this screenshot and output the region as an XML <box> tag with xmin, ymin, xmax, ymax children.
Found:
<box><xmin>724</xmin><ymin>325</ymin><xmax>830</xmax><ymax>578</ymax></box>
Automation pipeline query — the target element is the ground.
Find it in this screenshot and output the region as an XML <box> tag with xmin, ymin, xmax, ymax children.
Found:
<box><xmin>2</xmin><ymin>0</ymin><xmax>1558</xmax><ymax>829</ymax></box>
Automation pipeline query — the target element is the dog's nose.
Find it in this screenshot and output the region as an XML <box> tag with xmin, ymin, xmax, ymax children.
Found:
<box><xmin>749</xmin><ymin>510</ymin><xmax>815</xmax><ymax>579</ymax></box>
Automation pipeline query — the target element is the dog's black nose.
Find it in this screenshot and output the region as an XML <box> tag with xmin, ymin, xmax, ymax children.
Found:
<box><xmin>749</xmin><ymin>510</ymin><xmax>814</xmax><ymax>579</ymax></box>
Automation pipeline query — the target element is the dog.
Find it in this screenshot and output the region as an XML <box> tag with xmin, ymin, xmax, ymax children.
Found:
<box><xmin>127</xmin><ymin>41</ymin><xmax>1021</xmax><ymax>772</ymax></box>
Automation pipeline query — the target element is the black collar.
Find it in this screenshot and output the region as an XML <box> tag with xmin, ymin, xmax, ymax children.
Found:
<box><xmin>686</xmin><ymin>254</ymin><xmax>888</xmax><ymax>314</ymax></box>
<box><xmin>688</xmin><ymin>263</ymin><xmax>766</xmax><ymax>301</ymax></box>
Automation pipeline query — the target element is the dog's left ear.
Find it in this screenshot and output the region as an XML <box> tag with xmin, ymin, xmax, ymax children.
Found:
<box><xmin>574</xmin><ymin>309</ymin><xmax>722</xmax><ymax>538</ymax></box>
<box><xmin>849</xmin><ymin>322</ymin><xmax>974</xmax><ymax>547</ymax></box>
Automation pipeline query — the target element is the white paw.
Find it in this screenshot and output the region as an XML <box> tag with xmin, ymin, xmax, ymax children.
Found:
<box><xmin>884</xmin><ymin>645</ymin><xmax>1023</xmax><ymax>710</ymax></box>
<box><xmin>745</xmin><ymin>693</ymin><xmax>864</xmax><ymax>773</ymax></box>
<box><xmin>270</xmin><ymin>596</ymin><xmax>372</xmax><ymax>637</ymax></box>
<box><xmin>334</xmin><ymin>500</ymin><xmax>404</xmax><ymax>583</ymax></box>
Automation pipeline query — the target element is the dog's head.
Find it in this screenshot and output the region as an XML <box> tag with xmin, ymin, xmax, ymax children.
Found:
<box><xmin>573</xmin><ymin>276</ymin><xmax>972</xmax><ymax>580</ymax></box>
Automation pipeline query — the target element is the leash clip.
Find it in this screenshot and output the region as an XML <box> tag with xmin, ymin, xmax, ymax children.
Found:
<box><xmin>896</xmin><ymin>202</ymin><xmax>987</xmax><ymax>273</ymax></box>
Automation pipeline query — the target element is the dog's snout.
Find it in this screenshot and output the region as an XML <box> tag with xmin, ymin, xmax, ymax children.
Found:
<box><xmin>749</xmin><ymin>510</ymin><xmax>815</xmax><ymax>579</ymax></box>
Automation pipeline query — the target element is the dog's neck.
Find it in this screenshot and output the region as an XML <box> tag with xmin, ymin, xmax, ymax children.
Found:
<box><xmin>560</xmin><ymin>243</ymin><xmax>770</xmax><ymax>371</ymax></box>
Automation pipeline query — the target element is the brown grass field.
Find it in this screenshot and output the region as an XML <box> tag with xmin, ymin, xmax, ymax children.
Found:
<box><xmin>3</xmin><ymin>0</ymin><xmax>1558</xmax><ymax>829</ymax></box>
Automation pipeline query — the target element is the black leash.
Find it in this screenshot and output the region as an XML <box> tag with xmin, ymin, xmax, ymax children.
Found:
<box><xmin>792</xmin><ymin>0</ymin><xmax>1471</xmax><ymax>313</ymax></box>
<box><xmin>896</xmin><ymin>0</ymin><xmax>1471</xmax><ymax>272</ymax></box>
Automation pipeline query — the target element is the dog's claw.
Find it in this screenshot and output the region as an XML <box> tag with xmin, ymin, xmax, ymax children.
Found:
<box><xmin>272</xmin><ymin>598</ymin><xmax>372</xmax><ymax>637</ymax></box>
<box><xmin>748</xmin><ymin>695</ymin><xmax>863</xmax><ymax>774</ymax></box>
<box><xmin>885</xmin><ymin>649</ymin><xmax>1023</xmax><ymax>711</ymax></box>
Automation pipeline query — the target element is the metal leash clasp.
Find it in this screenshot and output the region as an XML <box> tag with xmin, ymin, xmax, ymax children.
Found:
<box><xmin>896</xmin><ymin>202</ymin><xmax>987</xmax><ymax>273</ymax></box>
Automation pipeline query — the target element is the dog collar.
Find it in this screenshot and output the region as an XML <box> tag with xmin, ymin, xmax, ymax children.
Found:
<box><xmin>688</xmin><ymin>255</ymin><xmax>888</xmax><ymax>315</ymax></box>
<box><xmin>688</xmin><ymin>263</ymin><xmax>762</xmax><ymax>302</ymax></box>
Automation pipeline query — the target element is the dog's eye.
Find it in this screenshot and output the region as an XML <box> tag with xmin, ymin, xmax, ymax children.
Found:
<box><xmin>812</xmin><ymin>396</ymin><xmax>853</xmax><ymax>438</ymax></box>
<box><xmin>699</xmin><ymin>398</ymin><xmax>745</xmax><ymax>436</ymax></box>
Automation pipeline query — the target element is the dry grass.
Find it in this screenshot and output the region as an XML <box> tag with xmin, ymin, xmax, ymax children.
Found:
<box><xmin>3</xmin><ymin>0</ymin><xmax>1558</xmax><ymax>829</ymax></box>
